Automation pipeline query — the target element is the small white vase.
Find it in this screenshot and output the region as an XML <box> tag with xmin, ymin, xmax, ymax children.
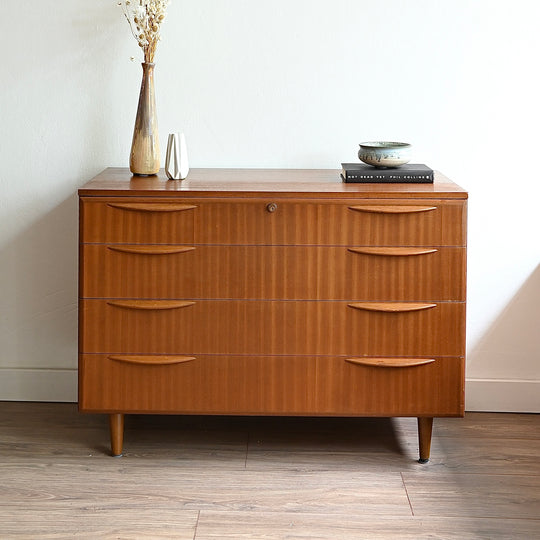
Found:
<box><xmin>165</xmin><ymin>132</ymin><xmax>189</xmax><ymax>180</ymax></box>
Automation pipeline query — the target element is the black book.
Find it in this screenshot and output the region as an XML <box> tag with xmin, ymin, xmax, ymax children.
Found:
<box><xmin>341</xmin><ymin>163</ymin><xmax>434</xmax><ymax>183</ymax></box>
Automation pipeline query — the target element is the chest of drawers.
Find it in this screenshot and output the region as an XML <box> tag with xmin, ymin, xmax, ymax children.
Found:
<box><xmin>78</xmin><ymin>168</ymin><xmax>467</xmax><ymax>461</ymax></box>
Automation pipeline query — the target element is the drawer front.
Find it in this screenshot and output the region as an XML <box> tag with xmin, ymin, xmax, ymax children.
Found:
<box><xmin>79</xmin><ymin>354</ymin><xmax>464</xmax><ymax>416</ymax></box>
<box><xmin>80</xmin><ymin>199</ymin><xmax>196</xmax><ymax>243</ymax></box>
<box><xmin>81</xmin><ymin>244</ymin><xmax>466</xmax><ymax>301</ymax></box>
<box><xmin>81</xmin><ymin>244</ymin><xmax>198</xmax><ymax>299</ymax></box>
<box><xmin>80</xmin><ymin>299</ymin><xmax>465</xmax><ymax>357</ymax></box>
<box><xmin>195</xmin><ymin>199</ymin><xmax>466</xmax><ymax>246</ymax></box>
<box><xmin>81</xmin><ymin>197</ymin><xmax>466</xmax><ymax>246</ymax></box>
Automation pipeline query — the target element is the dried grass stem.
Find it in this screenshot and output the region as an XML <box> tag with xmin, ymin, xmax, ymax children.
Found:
<box><xmin>118</xmin><ymin>0</ymin><xmax>170</xmax><ymax>63</ymax></box>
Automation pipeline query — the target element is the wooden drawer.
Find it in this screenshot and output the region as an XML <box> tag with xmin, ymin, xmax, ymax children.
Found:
<box><xmin>79</xmin><ymin>299</ymin><xmax>465</xmax><ymax>357</ymax></box>
<box><xmin>81</xmin><ymin>244</ymin><xmax>466</xmax><ymax>301</ymax></box>
<box><xmin>80</xmin><ymin>197</ymin><xmax>466</xmax><ymax>246</ymax></box>
<box><xmin>79</xmin><ymin>354</ymin><xmax>464</xmax><ymax>416</ymax></box>
<box><xmin>195</xmin><ymin>199</ymin><xmax>466</xmax><ymax>246</ymax></box>
<box><xmin>80</xmin><ymin>198</ymin><xmax>196</xmax><ymax>243</ymax></box>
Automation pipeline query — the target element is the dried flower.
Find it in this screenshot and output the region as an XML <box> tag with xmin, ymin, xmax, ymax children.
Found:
<box><xmin>118</xmin><ymin>0</ymin><xmax>170</xmax><ymax>63</ymax></box>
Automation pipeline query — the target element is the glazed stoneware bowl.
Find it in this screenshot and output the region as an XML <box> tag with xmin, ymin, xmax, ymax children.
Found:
<box><xmin>358</xmin><ymin>142</ymin><xmax>411</xmax><ymax>168</ymax></box>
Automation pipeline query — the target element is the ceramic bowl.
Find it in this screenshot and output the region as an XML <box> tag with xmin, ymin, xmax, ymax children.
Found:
<box><xmin>358</xmin><ymin>142</ymin><xmax>411</xmax><ymax>168</ymax></box>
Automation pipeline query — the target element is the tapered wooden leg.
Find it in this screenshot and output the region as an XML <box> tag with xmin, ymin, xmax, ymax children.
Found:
<box><xmin>417</xmin><ymin>417</ymin><xmax>433</xmax><ymax>463</ymax></box>
<box><xmin>109</xmin><ymin>413</ymin><xmax>124</xmax><ymax>457</ymax></box>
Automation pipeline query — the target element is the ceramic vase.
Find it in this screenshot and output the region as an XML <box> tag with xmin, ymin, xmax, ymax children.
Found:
<box><xmin>165</xmin><ymin>133</ymin><xmax>190</xmax><ymax>180</ymax></box>
<box><xmin>130</xmin><ymin>62</ymin><xmax>160</xmax><ymax>175</ymax></box>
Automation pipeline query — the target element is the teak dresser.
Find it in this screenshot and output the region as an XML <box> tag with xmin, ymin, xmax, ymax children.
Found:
<box><xmin>78</xmin><ymin>168</ymin><xmax>467</xmax><ymax>461</ymax></box>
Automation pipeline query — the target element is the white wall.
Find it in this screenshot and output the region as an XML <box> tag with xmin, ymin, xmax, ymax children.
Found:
<box><xmin>1</xmin><ymin>0</ymin><xmax>538</xmax><ymax>411</ymax></box>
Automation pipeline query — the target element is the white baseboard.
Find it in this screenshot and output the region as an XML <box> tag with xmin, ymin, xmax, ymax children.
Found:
<box><xmin>466</xmin><ymin>378</ymin><xmax>540</xmax><ymax>413</ymax></box>
<box><xmin>0</xmin><ymin>368</ymin><xmax>77</xmax><ymax>402</ymax></box>
<box><xmin>1</xmin><ymin>370</ymin><xmax>538</xmax><ymax>413</ymax></box>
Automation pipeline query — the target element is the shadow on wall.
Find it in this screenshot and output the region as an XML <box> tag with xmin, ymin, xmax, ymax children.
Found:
<box><xmin>466</xmin><ymin>264</ymin><xmax>540</xmax><ymax>411</ymax></box>
<box><xmin>0</xmin><ymin>195</ymin><xmax>79</xmax><ymax>372</ymax></box>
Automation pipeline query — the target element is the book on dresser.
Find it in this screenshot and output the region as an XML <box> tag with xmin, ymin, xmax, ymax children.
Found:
<box><xmin>341</xmin><ymin>163</ymin><xmax>434</xmax><ymax>183</ymax></box>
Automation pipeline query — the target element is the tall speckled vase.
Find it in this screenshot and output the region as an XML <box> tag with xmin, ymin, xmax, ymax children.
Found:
<box><xmin>130</xmin><ymin>62</ymin><xmax>160</xmax><ymax>175</ymax></box>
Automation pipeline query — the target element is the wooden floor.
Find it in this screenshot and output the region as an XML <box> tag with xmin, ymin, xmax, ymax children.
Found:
<box><xmin>1</xmin><ymin>403</ymin><xmax>539</xmax><ymax>539</ymax></box>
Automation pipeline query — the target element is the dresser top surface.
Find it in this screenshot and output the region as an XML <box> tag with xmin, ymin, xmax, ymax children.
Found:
<box><xmin>79</xmin><ymin>168</ymin><xmax>468</xmax><ymax>199</ymax></box>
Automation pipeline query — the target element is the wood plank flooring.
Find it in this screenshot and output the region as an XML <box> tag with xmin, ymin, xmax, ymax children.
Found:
<box><xmin>1</xmin><ymin>403</ymin><xmax>539</xmax><ymax>539</ymax></box>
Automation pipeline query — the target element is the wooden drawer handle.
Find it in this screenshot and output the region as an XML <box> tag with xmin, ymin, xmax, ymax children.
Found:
<box><xmin>109</xmin><ymin>355</ymin><xmax>196</xmax><ymax>366</ymax></box>
<box><xmin>348</xmin><ymin>205</ymin><xmax>437</xmax><ymax>214</ymax></box>
<box><xmin>107</xmin><ymin>246</ymin><xmax>196</xmax><ymax>255</ymax></box>
<box><xmin>348</xmin><ymin>247</ymin><xmax>437</xmax><ymax>257</ymax></box>
<box><xmin>346</xmin><ymin>358</ymin><xmax>435</xmax><ymax>368</ymax></box>
<box><xmin>107</xmin><ymin>300</ymin><xmax>196</xmax><ymax>310</ymax></box>
<box><xmin>107</xmin><ymin>203</ymin><xmax>197</xmax><ymax>213</ymax></box>
<box><xmin>348</xmin><ymin>302</ymin><xmax>436</xmax><ymax>312</ymax></box>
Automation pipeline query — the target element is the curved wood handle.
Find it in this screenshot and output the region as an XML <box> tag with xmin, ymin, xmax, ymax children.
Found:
<box><xmin>348</xmin><ymin>247</ymin><xmax>437</xmax><ymax>257</ymax></box>
<box><xmin>107</xmin><ymin>202</ymin><xmax>197</xmax><ymax>213</ymax></box>
<box><xmin>348</xmin><ymin>302</ymin><xmax>436</xmax><ymax>312</ymax></box>
<box><xmin>348</xmin><ymin>205</ymin><xmax>437</xmax><ymax>214</ymax></box>
<box><xmin>109</xmin><ymin>355</ymin><xmax>196</xmax><ymax>365</ymax></box>
<box><xmin>346</xmin><ymin>358</ymin><xmax>435</xmax><ymax>368</ymax></box>
<box><xmin>107</xmin><ymin>246</ymin><xmax>196</xmax><ymax>255</ymax></box>
<box><xmin>107</xmin><ymin>300</ymin><xmax>196</xmax><ymax>310</ymax></box>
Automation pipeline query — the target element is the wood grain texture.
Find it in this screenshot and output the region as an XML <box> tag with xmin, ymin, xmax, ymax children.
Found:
<box><xmin>81</xmin><ymin>244</ymin><xmax>466</xmax><ymax>301</ymax></box>
<box><xmin>345</xmin><ymin>358</ymin><xmax>435</xmax><ymax>367</ymax></box>
<box><xmin>109</xmin><ymin>413</ymin><xmax>124</xmax><ymax>457</ymax></box>
<box><xmin>107</xmin><ymin>245</ymin><xmax>196</xmax><ymax>255</ymax></box>
<box><xmin>78</xmin><ymin>167</ymin><xmax>468</xmax><ymax>199</ymax></box>
<box><xmin>194</xmin><ymin>512</ymin><xmax>540</xmax><ymax>540</ymax></box>
<box><xmin>348</xmin><ymin>204</ymin><xmax>437</xmax><ymax>213</ymax></box>
<box><xmin>408</xmin><ymin>431</ymin><xmax>540</xmax><ymax>475</ymax></box>
<box><xmin>194</xmin><ymin>199</ymin><xmax>466</xmax><ymax>246</ymax></box>
<box><xmin>108</xmin><ymin>355</ymin><xmax>196</xmax><ymax>365</ymax></box>
<box><xmin>2</xmin><ymin>404</ymin><xmax>537</xmax><ymax>471</ymax></box>
<box><xmin>1</xmin><ymin>463</ymin><xmax>412</xmax><ymax>516</ymax></box>
<box><xmin>403</xmin><ymin>472</ymin><xmax>540</xmax><ymax>520</ymax></box>
<box><xmin>418</xmin><ymin>412</ymin><xmax>540</xmax><ymax>441</ymax></box>
<box><xmin>80</xmin><ymin>299</ymin><xmax>465</xmax><ymax>356</ymax></box>
<box><xmin>79</xmin><ymin>354</ymin><xmax>464</xmax><ymax>416</ymax></box>
<box><xmin>82</xmin><ymin>197</ymin><xmax>466</xmax><ymax>246</ymax></box>
<box><xmin>347</xmin><ymin>246</ymin><xmax>438</xmax><ymax>256</ymax></box>
<box><xmin>80</xmin><ymin>198</ymin><xmax>195</xmax><ymax>243</ymax></box>
<box><xmin>347</xmin><ymin>302</ymin><xmax>437</xmax><ymax>312</ymax></box>
<box><xmin>2</xmin><ymin>405</ymin><xmax>539</xmax><ymax>539</ymax></box>
<box><xmin>418</xmin><ymin>416</ymin><xmax>434</xmax><ymax>462</ymax></box>
<box><xmin>1</xmin><ymin>508</ymin><xmax>199</xmax><ymax>539</ymax></box>
<box><xmin>78</xmin><ymin>168</ymin><xmax>468</xmax><ymax>461</ymax></box>
<box><xmin>106</xmin><ymin>299</ymin><xmax>196</xmax><ymax>311</ymax></box>
<box><xmin>107</xmin><ymin>202</ymin><xmax>198</xmax><ymax>212</ymax></box>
